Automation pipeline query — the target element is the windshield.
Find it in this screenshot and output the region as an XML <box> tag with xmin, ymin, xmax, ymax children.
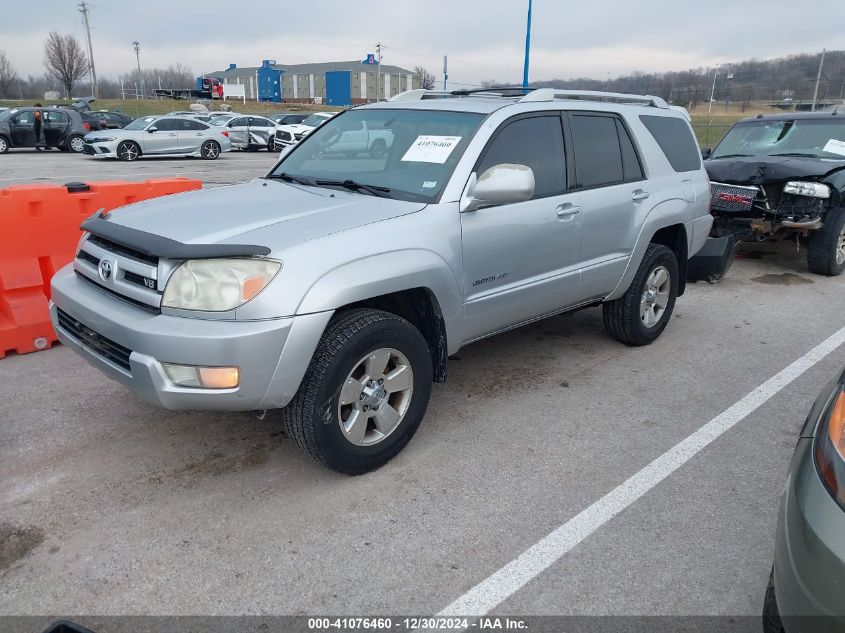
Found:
<box><xmin>302</xmin><ymin>114</ymin><xmax>331</xmax><ymax>127</ymax></box>
<box><xmin>124</xmin><ymin>116</ymin><xmax>157</xmax><ymax>131</ymax></box>
<box><xmin>712</xmin><ymin>118</ymin><xmax>845</xmax><ymax>159</ymax></box>
<box><xmin>269</xmin><ymin>108</ymin><xmax>485</xmax><ymax>203</ymax></box>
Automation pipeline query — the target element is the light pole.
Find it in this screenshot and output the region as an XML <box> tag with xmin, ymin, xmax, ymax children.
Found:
<box><xmin>133</xmin><ymin>41</ymin><xmax>144</xmax><ymax>99</ymax></box>
<box><xmin>522</xmin><ymin>0</ymin><xmax>533</xmax><ymax>90</ymax></box>
<box><xmin>706</xmin><ymin>64</ymin><xmax>720</xmax><ymax>146</ymax></box>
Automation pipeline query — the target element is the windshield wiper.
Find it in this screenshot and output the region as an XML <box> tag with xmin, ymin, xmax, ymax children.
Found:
<box><xmin>265</xmin><ymin>172</ymin><xmax>314</xmax><ymax>186</ymax></box>
<box><xmin>313</xmin><ymin>179</ymin><xmax>392</xmax><ymax>198</ymax></box>
<box><xmin>769</xmin><ymin>152</ymin><xmax>819</xmax><ymax>158</ymax></box>
<box><xmin>711</xmin><ymin>153</ymin><xmax>752</xmax><ymax>159</ymax></box>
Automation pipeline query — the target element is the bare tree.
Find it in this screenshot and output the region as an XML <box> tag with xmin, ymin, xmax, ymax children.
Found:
<box><xmin>43</xmin><ymin>32</ymin><xmax>89</xmax><ymax>97</ymax></box>
<box><xmin>0</xmin><ymin>50</ymin><xmax>19</xmax><ymax>98</ymax></box>
<box><xmin>414</xmin><ymin>66</ymin><xmax>435</xmax><ymax>90</ymax></box>
<box><xmin>479</xmin><ymin>79</ymin><xmax>500</xmax><ymax>88</ymax></box>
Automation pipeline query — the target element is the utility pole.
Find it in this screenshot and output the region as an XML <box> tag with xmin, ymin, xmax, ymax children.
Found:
<box><xmin>78</xmin><ymin>1</ymin><xmax>98</xmax><ymax>98</ymax></box>
<box><xmin>706</xmin><ymin>64</ymin><xmax>720</xmax><ymax>146</ymax></box>
<box><xmin>812</xmin><ymin>48</ymin><xmax>826</xmax><ymax>112</ymax></box>
<box><xmin>443</xmin><ymin>55</ymin><xmax>448</xmax><ymax>91</ymax></box>
<box><xmin>133</xmin><ymin>41</ymin><xmax>144</xmax><ymax>99</ymax></box>
<box><xmin>522</xmin><ymin>0</ymin><xmax>532</xmax><ymax>90</ymax></box>
<box><xmin>375</xmin><ymin>42</ymin><xmax>382</xmax><ymax>101</ymax></box>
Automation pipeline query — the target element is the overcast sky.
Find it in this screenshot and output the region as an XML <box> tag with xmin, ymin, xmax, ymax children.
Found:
<box><xmin>2</xmin><ymin>0</ymin><xmax>840</xmax><ymax>88</ymax></box>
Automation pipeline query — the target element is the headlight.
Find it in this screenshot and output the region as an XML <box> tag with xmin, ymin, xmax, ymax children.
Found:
<box><xmin>783</xmin><ymin>181</ymin><xmax>830</xmax><ymax>199</ymax></box>
<box><xmin>815</xmin><ymin>387</ymin><xmax>845</xmax><ymax>509</ymax></box>
<box><xmin>162</xmin><ymin>258</ymin><xmax>281</xmax><ymax>311</ymax></box>
<box><xmin>75</xmin><ymin>231</ymin><xmax>89</xmax><ymax>255</ymax></box>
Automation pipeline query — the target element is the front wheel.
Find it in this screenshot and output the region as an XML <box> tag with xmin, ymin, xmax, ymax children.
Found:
<box><xmin>200</xmin><ymin>140</ymin><xmax>221</xmax><ymax>160</ymax></box>
<box><xmin>117</xmin><ymin>141</ymin><xmax>140</xmax><ymax>161</ymax></box>
<box><xmin>0</xmin><ymin>135</ymin><xmax>9</xmax><ymax>154</ymax></box>
<box><xmin>807</xmin><ymin>209</ymin><xmax>845</xmax><ymax>276</ymax></box>
<box><xmin>67</xmin><ymin>134</ymin><xmax>85</xmax><ymax>153</ymax></box>
<box><xmin>603</xmin><ymin>243</ymin><xmax>679</xmax><ymax>346</ymax></box>
<box><xmin>281</xmin><ymin>309</ymin><xmax>433</xmax><ymax>475</ymax></box>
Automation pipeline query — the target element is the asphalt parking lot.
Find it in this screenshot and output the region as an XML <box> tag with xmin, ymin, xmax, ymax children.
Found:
<box><xmin>0</xmin><ymin>147</ymin><xmax>279</xmax><ymax>188</ymax></box>
<box><xmin>2</xmin><ymin>152</ymin><xmax>845</xmax><ymax>619</ymax></box>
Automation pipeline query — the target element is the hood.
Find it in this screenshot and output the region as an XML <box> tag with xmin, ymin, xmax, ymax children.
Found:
<box><xmin>705</xmin><ymin>155</ymin><xmax>845</xmax><ymax>185</ymax></box>
<box><xmin>280</xmin><ymin>123</ymin><xmax>317</xmax><ymax>134</ymax></box>
<box><xmin>84</xmin><ymin>128</ymin><xmax>140</xmax><ymax>139</ymax></box>
<box><xmin>109</xmin><ymin>179</ymin><xmax>426</xmax><ymax>253</ymax></box>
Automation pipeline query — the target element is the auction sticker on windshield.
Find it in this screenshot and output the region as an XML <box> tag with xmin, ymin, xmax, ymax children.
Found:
<box><xmin>402</xmin><ymin>135</ymin><xmax>462</xmax><ymax>163</ymax></box>
<box><xmin>823</xmin><ymin>138</ymin><xmax>845</xmax><ymax>157</ymax></box>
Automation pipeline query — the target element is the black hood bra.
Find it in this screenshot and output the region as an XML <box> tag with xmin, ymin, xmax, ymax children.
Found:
<box><xmin>705</xmin><ymin>155</ymin><xmax>845</xmax><ymax>185</ymax></box>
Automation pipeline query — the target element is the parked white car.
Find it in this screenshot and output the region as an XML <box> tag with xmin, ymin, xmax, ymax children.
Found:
<box><xmin>273</xmin><ymin>112</ymin><xmax>336</xmax><ymax>150</ymax></box>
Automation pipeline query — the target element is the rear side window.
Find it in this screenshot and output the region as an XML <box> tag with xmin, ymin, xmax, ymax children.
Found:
<box><xmin>616</xmin><ymin>119</ymin><xmax>644</xmax><ymax>181</ymax></box>
<box><xmin>477</xmin><ymin>115</ymin><xmax>566</xmax><ymax>198</ymax></box>
<box><xmin>570</xmin><ymin>114</ymin><xmax>624</xmax><ymax>188</ymax></box>
<box><xmin>640</xmin><ymin>115</ymin><xmax>701</xmax><ymax>172</ymax></box>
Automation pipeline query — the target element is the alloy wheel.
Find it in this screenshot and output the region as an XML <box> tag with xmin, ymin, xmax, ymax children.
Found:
<box><xmin>640</xmin><ymin>265</ymin><xmax>671</xmax><ymax>328</ymax></box>
<box><xmin>203</xmin><ymin>142</ymin><xmax>220</xmax><ymax>159</ymax></box>
<box><xmin>337</xmin><ymin>348</ymin><xmax>414</xmax><ymax>447</ymax></box>
<box><xmin>837</xmin><ymin>224</ymin><xmax>845</xmax><ymax>266</ymax></box>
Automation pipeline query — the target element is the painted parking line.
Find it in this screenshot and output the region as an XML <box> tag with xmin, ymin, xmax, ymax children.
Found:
<box><xmin>437</xmin><ymin>325</ymin><xmax>845</xmax><ymax>618</ymax></box>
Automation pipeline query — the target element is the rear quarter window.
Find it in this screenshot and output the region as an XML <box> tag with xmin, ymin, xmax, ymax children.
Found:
<box><xmin>639</xmin><ymin>115</ymin><xmax>701</xmax><ymax>172</ymax></box>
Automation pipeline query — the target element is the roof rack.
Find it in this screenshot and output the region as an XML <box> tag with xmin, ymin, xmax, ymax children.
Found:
<box><xmin>389</xmin><ymin>86</ymin><xmax>669</xmax><ymax>109</ymax></box>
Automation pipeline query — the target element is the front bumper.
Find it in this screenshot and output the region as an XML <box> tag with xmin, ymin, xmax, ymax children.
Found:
<box><xmin>50</xmin><ymin>266</ymin><xmax>331</xmax><ymax>411</ymax></box>
<box><xmin>83</xmin><ymin>141</ymin><xmax>118</xmax><ymax>158</ymax></box>
<box><xmin>773</xmin><ymin>438</ymin><xmax>845</xmax><ymax>631</ymax></box>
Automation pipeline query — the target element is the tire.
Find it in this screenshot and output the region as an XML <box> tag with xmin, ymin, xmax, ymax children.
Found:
<box><xmin>200</xmin><ymin>140</ymin><xmax>220</xmax><ymax>160</ymax></box>
<box><xmin>66</xmin><ymin>134</ymin><xmax>85</xmax><ymax>153</ymax></box>
<box><xmin>0</xmin><ymin>135</ymin><xmax>9</xmax><ymax>154</ymax></box>
<box><xmin>369</xmin><ymin>139</ymin><xmax>386</xmax><ymax>159</ymax></box>
<box><xmin>281</xmin><ymin>308</ymin><xmax>433</xmax><ymax>475</ymax></box>
<box><xmin>117</xmin><ymin>141</ymin><xmax>140</xmax><ymax>161</ymax></box>
<box><xmin>267</xmin><ymin>137</ymin><xmax>277</xmax><ymax>152</ymax></box>
<box><xmin>603</xmin><ymin>243</ymin><xmax>679</xmax><ymax>346</ymax></box>
<box><xmin>763</xmin><ymin>567</ymin><xmax>786</xmax><ymax>633</ymax></box>
<box><xmin>807</xmin><ymin>208</ymin><xmax>845</xmax><ymax>276</ymax></box>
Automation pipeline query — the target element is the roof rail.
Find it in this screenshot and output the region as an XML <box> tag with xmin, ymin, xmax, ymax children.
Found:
<box><xmin>519</xmin><ymin>89</ymin><xmax>669</xmax><ymax>109</ymax></box>
<box><xmin>387</xmin><ymin>87</ymin><xmax>670</xmax><ymax>109</ymax></box>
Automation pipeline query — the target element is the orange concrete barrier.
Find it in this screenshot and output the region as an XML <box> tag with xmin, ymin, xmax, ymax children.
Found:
<box><xmin>0</xmin><ymin>178</ymin><xmax>201</xmax><ymax>358</ymax></box>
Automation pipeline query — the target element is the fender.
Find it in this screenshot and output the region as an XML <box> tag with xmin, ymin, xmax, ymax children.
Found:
<box><xmin>605</xmin><ymin>198</ymin><xmax>691</xmax><ymax>301</ymax></box>
<box><xmin>296</xmin><ymin>249</ymin><xmax>465</xmax><ymax>354</ymax></box>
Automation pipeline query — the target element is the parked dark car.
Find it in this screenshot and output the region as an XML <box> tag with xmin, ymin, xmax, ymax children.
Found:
<box><xmin>269</xmin><ymin>112</ymin><xmax>308</xmax><ymax>126</ymax></box>
<box><xmin>0</xmin><ymin>107</ymin><xmax>89</xmax><ymax>153</ymax></box>
<box><xmin>691</xmin><ymin>112</ymin><xmax>845</xmax><ymax>281</ymax></box>
<box><xmin>81</xmin><ymin>111</ymin><xmax>134</xmax><ymax>131</ymax></box>
<box><xmin>764</xmin><ymin>365</ymin><xmax>845</xmax><ymax>633</ymax></box>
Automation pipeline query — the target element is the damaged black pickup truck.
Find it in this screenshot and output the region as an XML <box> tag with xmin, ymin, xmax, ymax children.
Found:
<box><xmin>689</xmin><ymin>111</ymin><xmax>845</xmax><ymax>281</ymax></box>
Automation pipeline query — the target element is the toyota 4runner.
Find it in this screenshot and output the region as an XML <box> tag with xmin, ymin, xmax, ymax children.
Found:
<box><xmin>51</xmin><ymin>88</ymin><xmax>713</xmax><ymax>474</ymax></box>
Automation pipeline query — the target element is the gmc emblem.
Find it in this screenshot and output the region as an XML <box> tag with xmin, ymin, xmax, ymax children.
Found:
<box><xmin>718</xmin><ymin>193</ymin><xmax>752</xmax><ymax>205</ymax></box>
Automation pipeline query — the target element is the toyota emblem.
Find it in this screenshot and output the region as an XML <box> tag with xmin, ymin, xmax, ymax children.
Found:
<box><xmin>99</xmin><ymin>259</ymin><xmax>113</xmax><ymax>281</ymax></box>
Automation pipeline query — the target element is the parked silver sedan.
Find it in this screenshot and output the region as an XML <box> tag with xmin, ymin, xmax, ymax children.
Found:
<box><xmin>82</xmin><ymin>115</ymin><xmax>232</xmax><ymax>161</ymax></box>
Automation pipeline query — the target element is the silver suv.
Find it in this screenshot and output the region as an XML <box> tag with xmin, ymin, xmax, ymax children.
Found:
<box><xmin>51</xmin><ymin>88</ymin><xmax>713</xmax><ymax>474</ymax></box>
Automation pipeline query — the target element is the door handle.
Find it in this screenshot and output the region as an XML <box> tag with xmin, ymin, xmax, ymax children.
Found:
<box><xmin>632</xmin><ymin>189</ymin><xmax>650</xmax><ymax>201</ymax></box>
<box><xmin>556</xmin><ymin>203</ymin><xmax>581</xmax><ymax>218</ymax></box>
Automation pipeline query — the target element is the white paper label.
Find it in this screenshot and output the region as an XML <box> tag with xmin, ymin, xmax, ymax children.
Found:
<box><xmin>422</xmin><ymin>181</ymin><xmax>437</xmax><ymax>188</ymax></box>
<box><xmin>401</xmin><ymin>135</ymin><xmax>462</xmax><ymax>164</ymax></box>
<box><xmin>823</xmin><ymin>138</ymin><xmax>845</xmax><ymax>157</ymax></box>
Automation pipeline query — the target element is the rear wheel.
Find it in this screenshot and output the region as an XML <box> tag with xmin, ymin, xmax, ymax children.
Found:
<box><xmin>369</xmin><ymin>139</ymin><xmax>387</xmax><ymax>158</ymax></box>
<box><xmin>200</xmin><ymin>140</ymin><xmax>220</xmax><ymax>160</ymax></box>
<box><xmin>0</xmin><ymin>135</ymin><xmax>9</xmax><ymax>154</ymax></box>
<box><xmin>281</xmin><ymin>308</ymin><xmax>432</xmax><ymax>475</ymax></box>
<box><xmin>603</xmin><ymin>243</ymin><xmax>679</xmax><ymax>346</ymax></box>
<box><xmin>66</xmin><ymin>134</ymin><xmax>85</xmax><ymax>153</ymax></box>
<box><xmin>807</xmin><ymin>208</ymin><xmax>845</xmax><ymax>276</ymax></box>
<box><xmin>117</xmin><ymin>141</ymin><xmax>140</xmax><ymax>161</ymax></box>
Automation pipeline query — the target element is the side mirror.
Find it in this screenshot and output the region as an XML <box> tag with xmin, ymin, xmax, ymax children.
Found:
<box><xmin>147</xmin><ymin>126</ymin><xmax>157</xmax><ymax>133</ymax></box>
<box><xmin>460</xmin><ymin>164</ymin><xmax>535</xmax><ymax>212</ymax></box>
<box><xmin>700</xmin><ymin>147</ymin><xmax>712</xmax><ymax>160</ymax></box>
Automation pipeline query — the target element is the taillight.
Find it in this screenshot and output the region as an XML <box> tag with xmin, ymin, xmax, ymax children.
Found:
<box><xmin>83</xmin><ymin>122</ymin><xmax>91</xmax><ymax>132</ymax></box>
<box><xmin>815</xmin><ymin>388</ymin><xmax>845</xmax><ymax>509</ymax></box>
<box><xmin>221</xmin><ymin>131</ymin><xmax>229</xmax><ymax>137</ymax></box>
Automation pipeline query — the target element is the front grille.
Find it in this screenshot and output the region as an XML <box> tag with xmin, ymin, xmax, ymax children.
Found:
<box><xmin>77</xmin><ymin>249</ymin><xmax>100</xmax><ymax>267</ymax></box>
<box><xmin>123</xmin><ymin>270</ymin><xmax>156</xmax><ymax>290</ymax></box>
<box><xmin>56</xmin><ymin>308</ymin><xmax>132</xmax><ymax>371</ymax></box>
<box><xmin>75</xmin><ymin>272</ymin><xmax>160</xmax><ymax>313</ymax></box>
<box><xmin>82</xmin><ymin>144</ymin><xmax>96</xmax><ymax>155</ymax></box>
<box><xmin>710</xmin><ymin>182</ymin><xmax>759</xmax><ymax>213</ymax></box>
<box><xmin>776</xmin><ymin>193</ymin><xmax>825</xmax><ymax>218</ymax></box>
<box><xmin>86</xmin><ymin>235</ymin><xmax>159</xmax><ymax>266</ymax></box>
<box><xmin>276</xmin><ymin>131</ymin><xmax>293</xmax><ymax>142</ymax></box>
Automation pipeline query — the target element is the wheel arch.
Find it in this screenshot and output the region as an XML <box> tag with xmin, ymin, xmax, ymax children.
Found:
<box><xmin>650</xmin><ymin>224</ymin><xmax>689</xmax><ymax>296</ymax></box>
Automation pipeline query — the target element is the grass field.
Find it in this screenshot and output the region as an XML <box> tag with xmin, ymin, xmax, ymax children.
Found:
<box><xmin>1</xmin><ymin>97</ymin><xmax>783</xmax><ymax>147</ymax></box>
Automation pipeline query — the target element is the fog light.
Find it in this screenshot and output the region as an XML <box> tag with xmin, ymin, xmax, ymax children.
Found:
<box><xmin>163</xmin><ymin>363</ymin><xmax>239</xmax><ymax>389</ymax></box>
